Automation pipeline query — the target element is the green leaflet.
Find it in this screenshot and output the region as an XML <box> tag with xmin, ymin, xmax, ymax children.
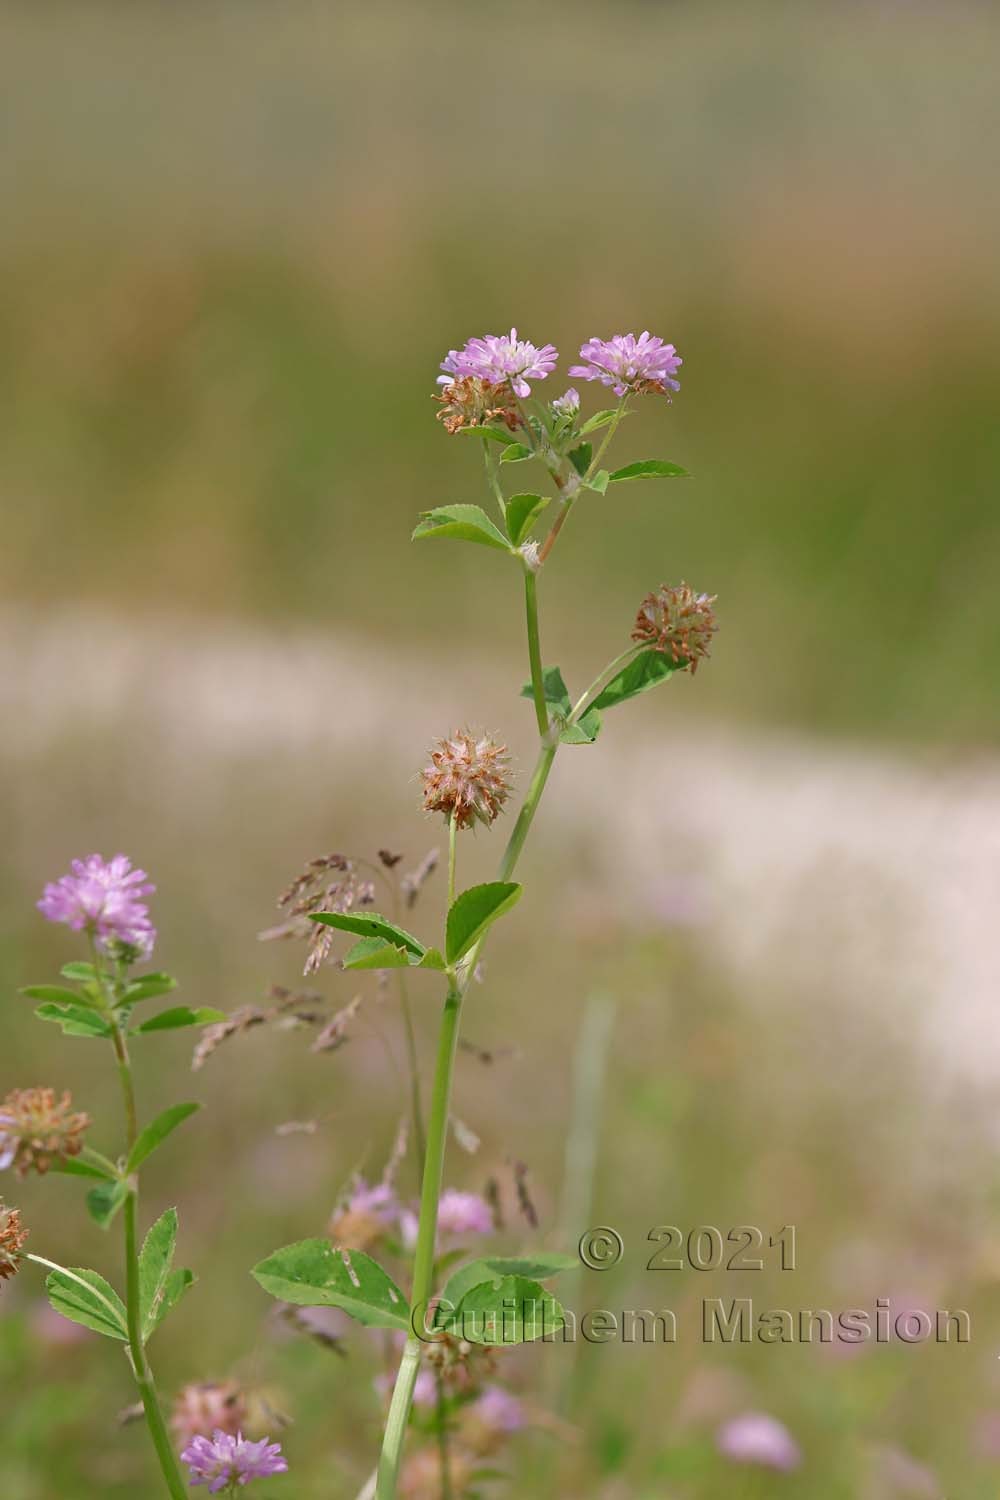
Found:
<box><xmin>33</xmin><ymin>1002</ymin><xmax>112</xmax><ymax>1038</ymax></box>
<box><xmin>591</xmin><ymin>649</ymin><xmax>683</xmax><ymax>710</ymax></box>
<box><xmin>86</xmin><ymin>1180</ymin><xmax>128</xmax><ymax>1230</ymax></box>
<box><xmin>132</xmin><ymin>1006</ymin><xmax>226</xmax><ymax>1034</ymax></box>
<box><xmin>252</xmin><ymin>1240</ymin><xmax>410</xmax><ymax>1332</ymax></box>
<box><xmin>139</xmin><ymin>1208</ymin><xmax>194</xmax><ymax>1341</ymax></box>
<box><xmin>439</xmin><ymin>1275</ymin><xmax>565</xmax><ymax>1345</ymax></box>
<box><xmin>608</xmin><ymin>459</ymin><xmax>688</xmax><ymax>482</ymax></box>
<box><xmin>445</xmin><ymin>883</ymin><xmax>522</xmax><ymax>965</ymax></box>
<box><xmin>412</xmin><ymin>505</ymin><xmax>513</xmax><ymax>553</ymax></box>
<box><xmin>310</xmin><ymin>910</ymin><xmax>425</xmax><ymax>957</ymax></box>
<box><xmin>505</xmin><ymin>492</ymin><xmax>549</xmax><ymax>545</ymax></box>
<box><xmin>46</xmin><ymin>1267</ymin><xmax>128</xmax><ymax>1341</ymax></box>
<box><xmin>126</xmin><ymin>1102</ymin><xmax>201</xmax><ymax>1173</ymax></box>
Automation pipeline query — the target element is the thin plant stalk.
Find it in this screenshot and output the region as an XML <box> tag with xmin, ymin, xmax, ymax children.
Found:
<box><xmin>89</xmin><ymin>943</ymin><xmax>189</xmax><ymax>1500</ymax></box>
<box><xmin>376</xmin><ymin>717</ymin><xmax>563</xmax><ymax>1500</ymax></box>
<box><xmin>376</xmin><ymin>983</ymin><xmax>464</xmax><ymax>1500</ymax></box>
<box><xmin>523</xmin><ymin>569</ymin><xmax>549</xmax><ymax>737</ymax></box>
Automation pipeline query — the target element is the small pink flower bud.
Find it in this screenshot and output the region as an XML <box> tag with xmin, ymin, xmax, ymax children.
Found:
<box><xmin>631</xmin><ymin>582</ymin><xmax>718</xmax><ymax>673</ymax></box>
<box><xmin>421</xmin><ymin>732</ymin><xmax>513</xmax><ymax>830</ymax></box>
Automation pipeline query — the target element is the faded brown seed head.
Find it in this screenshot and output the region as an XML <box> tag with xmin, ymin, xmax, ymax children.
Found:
<box><xmin>421</xmin><ymin>731</ymin><xmax>512</xmax><ymax>830</ymax></box>
<box><xmin>0</xmin><ymin>1087</ymin><xmax>90</xmax><ymax>1178</ymax></box>
<box><xmin>0</xmin><ymin>1201</ymin><xmax>28</xmax><ymax>1282</ymax></box>
<box><xmin>433</xmin><ymin>377</ymin><xmax>519</xmax><ymax>435</ymax></box>
<box><xmin>631</xmin><ymin>582</ymin><xmax>718</xmax><ymax>673</ymax></box>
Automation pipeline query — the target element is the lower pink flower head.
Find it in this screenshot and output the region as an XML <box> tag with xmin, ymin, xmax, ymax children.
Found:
<box><xmin>181</xmin><ymin>1430</ymin><xmax>288</xmax><ymax>1491</ymax></box>
<box><xmin>38</xmin><ymin>854</ymin><xmax>155</xmax><ymax>957</ymax></box>
<box><xmin>717</xmin><ymin>1412</ymin><xmax>801</xmax><ymax>1471</ymax></box>
<box><xmin>437</xmin><ymin>1189</ymin><xmax>494</xmax><ymax>1237</ymax></box>
<box><xmin>439</xmin><ymin>328</ymin><xmax>558</xmax><ymax>399</ymax></box>
<box><xmin>570</xmin><ymin>331</ymin><xmax>681</xmax><ymax>398</ymax></box>
<box><xmin>472</xmin><ymin>1385</ymin><xmax>526</xmax><ymax>1434</ymax></box>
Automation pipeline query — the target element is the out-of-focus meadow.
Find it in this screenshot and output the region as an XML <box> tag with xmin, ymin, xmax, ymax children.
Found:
<box><xmin>2</xmin><ymin>3</ymin><xmax>1000</xmax><ymax>1496</ymax></box>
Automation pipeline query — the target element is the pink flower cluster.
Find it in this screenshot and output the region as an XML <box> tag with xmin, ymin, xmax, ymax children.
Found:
<box><xmin>716</xmin><ymin>1412</ymin><xmax>801</xmax><ymax>1471</ymax></box>
<box><xmin>38</xmin><ymin>853</ymin><xmax>156</xmax><ymax>957</ymax></box>
<box><xmin>439</xmin><ymin>328</ymin><xmax>558</xmax><ymax>399</ymax></box>
<box><xmin>180</xmin><ymin>1430</ymin><xmax>288</xmax><ymax>1491</ymax></box>
<box><xmin>437</xmin><ymin>329</ymin><xmax>681</xmax><ymax>403</ymax></box>
<box><xmin>570</xmin><ymin>331</ymin><xmax>682</xmax><ymax>397</ymax></box>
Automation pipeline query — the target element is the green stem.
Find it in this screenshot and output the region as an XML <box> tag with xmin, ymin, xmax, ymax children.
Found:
<box><xmin>123</xmin><ymin>1187</ymin><xmax>189</xmax><ymax>1500</ymax></box>
<box><xmin>388</xmin><ymin>877</ymin><xmax>425</xmax><ymax>1168</ymax></box>
<box><xmin>376</xmin><ymin>738</ymin><xmax>559</xmax><ymax>1496</ymax></box>
<box><xmin>447</xmin><ymin>813</ymin><xmax>458</xmax><ymax>909</ymax></box>
<box><xmin>523</xmin><ymin>569</ymin><xmax>549</xmax><ymax>736</ymax></box>
<box><xmin>92</xmin><ymin>939</ymin><xmax>186</xmax><ymax>1500</ymax></box>
<box><xmin>111</xmin><ymin>1023</ymin><xmax>139</xmax><ymax>1148</ymax></box>
<box><xmin>482</xmin><ymin>439</ymin><xmax>506</xmax><ymax>520</ymax></box>
<box><xmin>498</xmin><ymin>742</ymin><xmax>557</xmax><ymax>883</ymax></box>
<box><xmin>585</xmin><ymin>396</ymin><xmax>628</xmax><ymax>480</ymax></box>
<box><xmin>568</xmin><ymin>645</ymin><xmax>642</xmax><ymax>724</ymax></box>
<box><xmin>435</xmin><ymin>1371</ymin><xmax>453</xmax><ymax>1500</ymax></box>
<box><xmin>376</xmin><ymin>985</ymin><xmax>464</xmax><ymax>1500</ymax></box>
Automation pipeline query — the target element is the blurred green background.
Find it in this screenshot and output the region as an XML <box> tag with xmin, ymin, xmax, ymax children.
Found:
<box><xmin>3</xmin><ymin>2</ymin><xmax>1000</xmax><ymax>1496</ymax></box>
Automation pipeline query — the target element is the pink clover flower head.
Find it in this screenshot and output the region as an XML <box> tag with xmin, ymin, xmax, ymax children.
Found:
<box><xmin>569</xmin><ymin>331</ymin><xmax>681</xmax><ymax>398</ymax></box>
<box><xmin>347</xmin><ymin>1179</ymin><xmax>398</xmax><ymax>1223</ymax></box>
<box><xmin>437</xmin><ymin>1188</ymin><xmax>493</xmax><ymax>1237</ymax></box>
<box><xmin>716</xmin><ymin>1412</ymin><xmax>801</xmax><ymax>1471</ymax></box>
<box><xmin>38</xmin><ymin>854</ymin><xmax>156</xmax><ymax>957</ymax></box>
<box><xmin>551</xmin><ymin>387</ymin><xmax>580</xmax><ymax>417</ymax></box>
<box><xmin>181</xmin><ymin>1429</ymin><xmax>288</xmax><ymax>1491</ymax></box>
<box><xmin>472</xmin><ymin>1385</ymin><xmax>526</xmax><ymax>1434</ymax></box>
<box><xmin>439</xmin><ymin>329</ymin><xmax>558</xmax><ymax>399</ymax></box>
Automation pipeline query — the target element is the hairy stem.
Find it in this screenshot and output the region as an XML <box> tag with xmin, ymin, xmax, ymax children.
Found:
<box><xmin>537</xmin><ymin>497</ymin><xmax>574</xmax><ymax>566</ymax></box>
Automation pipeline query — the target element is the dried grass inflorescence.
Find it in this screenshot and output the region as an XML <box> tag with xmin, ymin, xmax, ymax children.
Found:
<box><xmin>0</xmin><ymin>1200</ymin><xmax>28</xmax><ymax>1282</ymax></box>
<box><xmin>191</xmin><ymin>985</ymin><xmax>324</xmax><ymax>1071</ymax></box>
<box><xmin>631</xmin><ymin>582</ymin><xmax>718</xmax><ymax>673</ymax></box>
<box><xmin>421</xmin><ymin>731</ymin><xmax>513</xmax><ymax>830</ymax></box>
<box><xmin>263</xmin><ymin>854</ymin><xmax>376</xmax><ymax>975</ymax></box>
<box><xmin>0</xmin><ymin>1087</ymin><xmax>90</xmax><ymax>1178</ymax></box>
<box><xmin>433</xmin><ymin>376</ymin><xmax>520</xmax><ymax>435</ymax></box>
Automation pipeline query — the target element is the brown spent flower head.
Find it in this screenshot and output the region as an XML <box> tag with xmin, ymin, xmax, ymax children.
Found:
<box><xmin>0</xmin><ymin>1200</ymin><xmax>28</xmax><ymax>1282</ymax></box>
<box><xmin>631</xmin><ymin>582</ymin><xmax>718</xmax><ymax>673</ymax></box>
<box><xmin>170</xmin><ymin>1381</ymin><xmax>249</xmax><ymax>1446</ymax></box>
<box><xmin>0</xmin><ymin>1087</ymin><xmax>90</xmax><ymax>1178</ymax></box>
<box><xmin>421</xmin><ymin>731</ymin><xmax>513</xmax><ymax>830</ymax></box>
<box><xmin>433</xmin><ymin>376</ymin><xmax>519</xmax><ymax>435</ymax></box>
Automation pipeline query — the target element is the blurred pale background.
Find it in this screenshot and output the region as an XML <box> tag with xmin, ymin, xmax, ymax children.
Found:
<box><xmin>2</xmin><ymin>3</ymin><xmax>1000</xmax><ymax>1497</ymax></box>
